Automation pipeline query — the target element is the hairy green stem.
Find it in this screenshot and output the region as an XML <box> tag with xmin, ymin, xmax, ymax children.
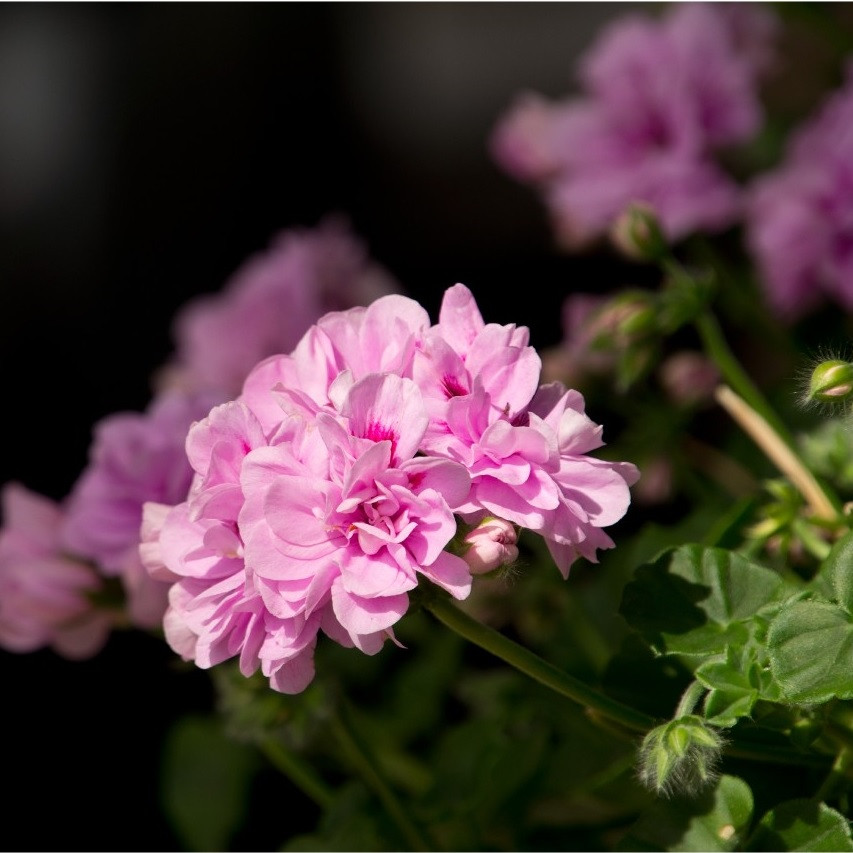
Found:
<box><xmin>813</xmin><ymin>747</ymin><xmax>853</xmax><ymax>805</ymax></box>
<box><xmin>426</xmin><ymin>595</ymin><xmax>836</xmax><ymax>770</ymax></box>
<box><xmin>330</xmin><ymin>700</ymin><xmax>432</xmax><ymax>852</ymax></box>
<box><xmin>258</xmin><ymin>737</ymin><xmax>334</xmax><ymax>809</ymax></box>
<box><xmin>674</xmin><ymin>680</ymin><xmax>706</xmax><ymax>719</ymax></box>
<box><xmin>425</xmin><ymin>596</ymin><xmax>656</xmax><ymax>732</ymax></box>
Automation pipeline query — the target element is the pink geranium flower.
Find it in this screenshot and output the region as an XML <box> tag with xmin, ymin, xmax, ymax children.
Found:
<box><xmin>0</xmin><ymin>484</ymin><xmax>112</xmax><ymax>659</ymax></box>
<box><xmin>144</xmin><ymin>281</ymin><xmax>638</xmax><ymax>691</ymax></box>
<box><xmin>490</xmin><ymin>2</ymin><xmax>778</xmax><ymax>247</ymax></box>
<box><xmin>414</xmin><ymin>285</ymin><xmax>639</xmax><ymax>576</ymax></box>
<box><xmin>745</xmin><ymin>64</ymin><xmax>853</xmax><ymax>319</ymax></box>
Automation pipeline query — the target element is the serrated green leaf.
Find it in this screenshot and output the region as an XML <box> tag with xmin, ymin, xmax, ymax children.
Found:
<box><xmin>160</xmin><ymin>714</ymin><xmax>260</xmax><ymax>852</ymax></box>
<box><xmin>620</xmin><ymin>545</ymin><xmax>788</xmax><ymax>657</ymax></box>
<box><xmin>702</xmin><ymin>688</ymin><xmax>758</xmax><ymax>728</ymax></box>
<box><xmin>616</xmin><ymin>774</ymin><xmax>754</xmax><ymax>852</ymax></box>
<box><xmin>745</xmin><ymin>799</ymin><xmax>853</xmax><ymax>851</ymax></box>
<box><xmin>814</xmin><ymin>529</ymin><xmax>853</xmax><ymax>611</ymax></box>
<box><xmin>768</xmin><ymin>599</ymin><xmax>853</xmax><ymax>703</ymax></box>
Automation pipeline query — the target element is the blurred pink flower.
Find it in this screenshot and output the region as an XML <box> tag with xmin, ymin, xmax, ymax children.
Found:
<box><xmin>165</xmin><ymin>217</ymin><xmax>401</xmax><ymax>397</ymax></box>
<box><xmin>62</xmin><ymin>389</ymin><xmax>224</xmax><ymax>629</ymax></box>
<box><xmin>491</xmin><ymin>2</ymin><xmax>777</xmax><ymax>247</ymax></box>
<box><xmin>746</xmin><ymin>65</ymin><xmax>853</xmax><ymax>319</ymax></box>
<box><xmin>0</xmin><ymin>484</ymin><xmax>112</xmax><ymax>659</ymax></box>
<box><xmin>658</xmin><ymin>350</ymin><xmax>720</xmax><ymax>407</ymax></box>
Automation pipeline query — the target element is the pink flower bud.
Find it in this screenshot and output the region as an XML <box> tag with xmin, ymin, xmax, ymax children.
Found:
<box><xmin>463</xmin><ymin>518</ymin><xmax>519</xmax><ymax>575</ymax></box>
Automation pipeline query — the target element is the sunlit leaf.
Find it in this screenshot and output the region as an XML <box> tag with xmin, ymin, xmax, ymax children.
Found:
<box><xmin>767</xmin><ymin>599</ymin><xmax>853</xmax><ymax>703</ymax></box>
<box><xmin>620</xmin><ymin>545</ymin><xmax>789</xmax><ymax>656</ymax></box>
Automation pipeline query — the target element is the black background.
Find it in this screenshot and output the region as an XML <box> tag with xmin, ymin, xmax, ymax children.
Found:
<box><xmin>0</xmin><ymin>4</ymin><xmax>666</xmax><ymax>850</ymax></box>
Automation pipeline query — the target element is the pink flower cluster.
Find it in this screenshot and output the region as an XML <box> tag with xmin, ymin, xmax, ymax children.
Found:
<box><xmin>0</xmin><ymin>484</ymin><xmax>112</xmax><ymax>658</ymax></box>
<box><xmin>163</xmin><ymin>217</ymin><xmax>398</xmax><ymax>397</ymax></box>
<box><xmin>490</xmin><ymin>2</ymin><xmax>777</xmax><ymax>248</ymax></box>
<box><xmin>142</xmin><ymin>284</ymin><xmax>639</xmax><ymax>694</ymax></box>
<box><xmin>746</xmin><ymin>65</ymin><xmax>853</xmax><ymax>320</ymax></box>
<box><xmin>0</xmin><ymin>221</ymin><xmax>399</xmax><ymax>658</ymax></box>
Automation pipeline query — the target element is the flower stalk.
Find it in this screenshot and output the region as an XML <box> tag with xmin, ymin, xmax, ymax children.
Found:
<box><xmin>714</xmin><ymin>384</ymin><xmax>841</xmax><ymax>523</ymax></box>
<box><xmin>258</xmin><ymin>737</ymin><xmax>335</xmax><ymax>809</ymax></box>
<box><xmin>329</xmin><ymin>700</ymin><xmax>433</xmax><ymax>852</ymax></box>
<box><xmin>425</xmin><ymin>595</ymin><xmax>657</xmax><ymax>733</ymax></box>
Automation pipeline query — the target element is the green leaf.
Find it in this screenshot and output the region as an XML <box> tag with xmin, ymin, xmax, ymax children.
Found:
<box><xmin>280</xmin><ymin>783</ymin><xmax>394</xmax><ymax>852</ymax></box>
<box><xmin>160</xmin><ymin>714</ymin><xmax>260</xmax><ymax>852</ymax></box>
<box><xmin>814</xmin><ymin>529</ymin><xmax>853</xmax><ymax>611</ymax></box>
<box><xmin>701</xmin><ymin>685</ymin><xmax>758</xmax><ymax>728</ymax></box>
<box><xmin>620</xmin><ymin>545</ymin><xmax>788</xmax><ymax>657</ymax></box>
<box><xmin>694</xmin><ymin>644</ymin><xmax>781</xmax><ymax>726</ymax></box>
<box><xmin>745</xmin><ymin>800</ymin><xmax>853</xmax><ymax>851</ymax></box>
<box><xmin>767</xmin><ymin>599</ymin><xmax>853</xmax><ymax>703</ymax></box>
<box><xmin>616</xmin><ymin>774</ymin><xmax>754</xmax><ymax>852</ymax></box>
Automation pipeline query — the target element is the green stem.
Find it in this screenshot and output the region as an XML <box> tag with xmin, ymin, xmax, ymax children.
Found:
<box><xmin>329</xmin><ymin>699</ymin><xmax>432</xmax><ymax>852</ymax></box>
<box><xmin>426</xmin><ymin>595</ymin><xmax>835</xmax><ymax>770</ymax></box>
<box><xmin>694</xmin><ymin>310</ymin><xmax>796</xmax><ymax>450</ymax></box>
<box><xmin>425</xmin><ymin>596</ymin><xmax>656</xmax><ymax>733</ymax></box>
<box><xmin>674</xmin><ymin>680</ymin><xmax>706</xmax><ymax>719</ymax></box>
<box><xmin>258</xmin><ymin>737</ymin><xmax>334</xmax><ymax>809</ymax></box>
<box><xmin>813</xmin><ymin>747</ymin><xmax>853</xmax><ymax>804</ymax></box>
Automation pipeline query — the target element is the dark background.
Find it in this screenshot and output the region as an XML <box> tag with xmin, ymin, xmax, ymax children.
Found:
<box><xmin>0</xmin><ymin>3</ymin><xmax>701</xmax><ymax>850</ymax></box>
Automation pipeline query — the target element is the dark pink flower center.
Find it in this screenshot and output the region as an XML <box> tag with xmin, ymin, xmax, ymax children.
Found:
<box><xmin>365</xmin><ymin>420</ymin><xmax>398</xmax><ymax>459</ymax></box>
<box><xmin>441</xmin><ymin>373</ymin><xmax>468</xmax><ymax>399</ymax></box>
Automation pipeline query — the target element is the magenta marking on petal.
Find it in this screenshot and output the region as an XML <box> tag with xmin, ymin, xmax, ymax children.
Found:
<box><xmin>364</xmin><ymin>421</ymin><xmax>398</xmax><ymax>460</ymax></box>
<box><xmin>440</xmin><ymin>373</ymin><xmax>468</xmax><ymax>399</ymax></box>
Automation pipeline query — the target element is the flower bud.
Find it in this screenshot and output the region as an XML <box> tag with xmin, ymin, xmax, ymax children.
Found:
<box><xmin>808</xmin><ymin>359</ymin><xmax>853</xmax><ymax>404</ymax></box>
<box><xmin>637</xmin><ymin>715</ymin><xmax>724</xmax><ymax>797</ymax></box>
<box><xmin>588</xmin><ymin>291</ymin><xmax>657</xmax><ymax>351</ymax></box>
<box><xmin>610</xmin><ymin>202</ymin><xmax>668</xmax><ymax>262</ymax></box>
<box><xmin>462</xmin><ymin>517</ymin><xmax>519</xmax><ymax>575</ymax></box>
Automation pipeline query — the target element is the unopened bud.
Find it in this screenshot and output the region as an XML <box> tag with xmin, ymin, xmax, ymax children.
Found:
<box><xmin>463</xmin><ymin>518</ymin><xmax>519</xmax><ymax>575</ymax></box>
<box><xmin>637</xmin><ymin>715</ymin><xmax>724</xmax><ymax>797</ymax></box>
<box><xmin>589</xmin><ymin>291</ymin><xmax>657</xmax><ymax>351</ymax></box>
<box><xmin>610</xmin><ymin>202</ymin><xmax>668</xmax><ymax>262</ymax></box>
<box><xmin>808</xmin><ymin>360</ymin><xmax>853</xmax><ymax>404</ymax></box>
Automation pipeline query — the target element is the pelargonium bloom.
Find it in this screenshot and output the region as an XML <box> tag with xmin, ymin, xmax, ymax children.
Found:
<box><xmin>62</xmin><ymin>389</ymin><xmax>224</xmax><ymax>628</ymax></box>
<box><xmin>164</xmin><ymin>217</ymin><xmax>400</xmax><ymax>397</ymax></box>
<box><xmin>490</xmin><ymin>2</ymin><xmax>778</xmax><ymax>247</ymax></box>
<box><xmin>745</xmin><ymin>64</ymin><xmax>853</xmax><ymax>320</ymax></box>
<box><xmin>0</xmin><ymin>483</ymin><xmax>112</xmax><ymax>659</ymax></box>
<box><xmin>144</xmin><ymin>282</ymin><xmax>638</xmax><ymax>692</ymax></box>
